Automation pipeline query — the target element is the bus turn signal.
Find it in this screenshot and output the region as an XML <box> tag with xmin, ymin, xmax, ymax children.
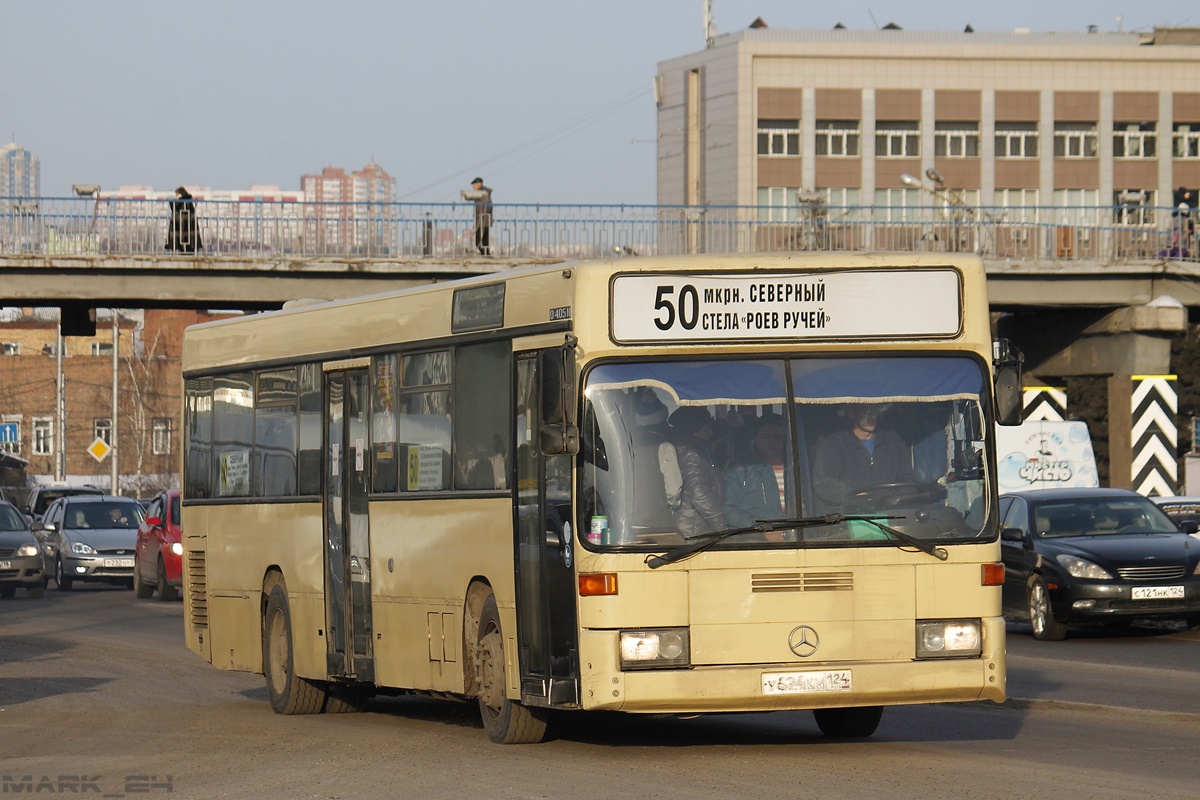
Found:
<box><xmin>579</xmin><ymin>573</ymin><xmax>618</xmax><ymax>596</ymax></box>
<box><xmin>982</xmin><ymin>563</ymin><xmax>1005</xmax><ymax>586</ymax></box>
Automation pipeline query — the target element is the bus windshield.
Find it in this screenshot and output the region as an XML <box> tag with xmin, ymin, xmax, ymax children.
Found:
<box><xmin>580</xmin><ymin>356</ymin><xmax>991</xmax><ymax>551</ymax></box>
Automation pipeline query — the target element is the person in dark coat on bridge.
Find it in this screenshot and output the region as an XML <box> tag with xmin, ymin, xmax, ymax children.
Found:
<box><xmin>165</xmin><ymin>186</ymin><xmax>203</xmax><ymax>254</ymax></box>
<box><xmin>467</xmin><ymin>177</ymin><xmax>493</xmax><ymax>255</ymax></box>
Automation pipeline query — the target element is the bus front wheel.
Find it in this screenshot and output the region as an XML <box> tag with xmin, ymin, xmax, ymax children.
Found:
<box><xmin>476</xmin><ymin>592</ymin><xmax>547</xmax><ymax>744</ymax></box>
<box><xmin>813</xmin><ymin>705</ymin><xmax>883</xmax><ymax>738</ymax></box>
<box><xmin>263</xmin><ymin>582</ymin><xmax>326</xmax><ymax>714</ymax></box>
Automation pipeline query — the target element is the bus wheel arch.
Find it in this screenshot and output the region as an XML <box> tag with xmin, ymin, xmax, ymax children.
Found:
<box><xmin>262</xmin><ymin>578</ymin><xmax>326</xmax><ymax>714</ymax></box>
<box><xmin>462</xmin><ymin>579</ymin><xmax>493</xmax><ymax>697</ymax></box>
<box><xmin>475</xmin><ymin>588</ymin><xmax>547</xmax><ymax>744</ymax></box>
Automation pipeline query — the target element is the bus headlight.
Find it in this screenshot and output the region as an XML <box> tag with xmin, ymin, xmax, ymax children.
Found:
<box><xmin>916</xmin><ymin>619</ymin><xmax>981</xmax><ymax>659</ymax></box>
<box><xmin>171</xmin><ymin>542</ymin><xmax>184</xmax><ymax>556</ymax></box>
<box><xmin>619</xmin><ymin>628</ymin><xmax>690</xmax><ymax>670</ymax></box>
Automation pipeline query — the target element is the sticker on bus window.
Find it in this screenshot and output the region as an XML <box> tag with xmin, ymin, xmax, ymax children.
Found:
<box><xmin>610</xmin><ymin>269</ymin><xmax>962</xmax><ymax>343</ymax></box>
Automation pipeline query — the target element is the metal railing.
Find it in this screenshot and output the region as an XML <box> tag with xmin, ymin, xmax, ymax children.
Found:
<box><xmin>0</xmin><ymin>196</ymin><xmax>1195</xmax><ymax>263</ymax></box>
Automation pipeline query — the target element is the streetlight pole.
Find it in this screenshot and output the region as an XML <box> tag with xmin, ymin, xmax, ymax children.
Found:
<box><xmin>111</xmin><ymin>310</ymin><xmax>119</xmax><ymax>494</ymax></box>
<box><xmin>55</xmin><ymin>323</ymin><xmax>65</xmax><ymax>482</ymax></box>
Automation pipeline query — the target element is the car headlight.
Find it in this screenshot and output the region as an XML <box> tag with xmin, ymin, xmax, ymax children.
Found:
<box><xmin>70</xmin><ymin>541</ymin><xmax>97</xmax><ymax>555</ymax></box>
<box><xmin>619</xmin><ymin>628</ymin><xmax>690</xmax><ymax>670</ymax></box>
<box><xmin>16</xmin><ymin>544</ymin><xmax>39</xmax><ymax>557</ymax></box>
<box><xmin>916</xmin><ymin>619</ymin><xmax>982</xmax><ymax>659</ymax></box>
<box><xmin>1056</xmin><ymin>554</ymin><xmax>1112</xmax><ymax>580</ymax></box>
<box><xmin>170</xmin><ymin>542</ymin><xmax>184</xmax><ymax>556</ymax></box>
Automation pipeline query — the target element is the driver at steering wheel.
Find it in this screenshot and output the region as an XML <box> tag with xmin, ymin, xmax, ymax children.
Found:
<box><xmin>812</xmin><ymin>404</ymin><xmax>914</xmax><ymax>513</ymax></box>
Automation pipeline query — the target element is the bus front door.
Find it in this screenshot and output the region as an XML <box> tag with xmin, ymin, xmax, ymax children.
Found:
<box><xmin>323</xmin><ymin>369</ymin><xmax>374</xmax><ymax>682</ymax></box>
<box><xmin>514</xmin><ymin>355</ymin><xmax>580</xmax><ymax>707</ymax></box>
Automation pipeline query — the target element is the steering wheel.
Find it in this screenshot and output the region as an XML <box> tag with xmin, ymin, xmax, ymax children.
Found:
<box><xmin>851</xmin><ymin>481</ymin><xmax>947</xmax><ymax>509</ymax></box>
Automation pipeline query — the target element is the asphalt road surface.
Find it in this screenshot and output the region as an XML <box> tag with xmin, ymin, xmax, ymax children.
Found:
<box><xmin>2</xmin><ymin>586</ymin><xmax>1198</xmax><ymax>800</ymax></box>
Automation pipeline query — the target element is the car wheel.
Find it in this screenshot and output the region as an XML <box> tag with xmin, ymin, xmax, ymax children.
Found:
<box><xmin>133</xmin><ymin>557</ymin><xmax>154</xmax><ymax>598</ymax></box>
<box><xmin>813</xmin><ymin>706</ymin><xmax>884</xmax><ymax>738</ymax></box>
<box><xmin>157</xmin><ymin>556</ymin><xmax>179</xmax><ymax>602</ymax></box>
<box><xmin>55</xmin><ymin>557</ymin><xmax>74</xmax><ymax>591</ymax></box>
<box><xmin>1186</xmin><ymin>615</ymin><xmax>1200</xmax><ymax>631</ymax></box>
<box><xmin>476</xmin><ymin>591</ymin><xmax>547</xmax><ymax>744</ymax></box>
<box><xmin>1028</xmin><ymin>575</ymin><xmax>1067</xmax><ymax>641</ymax></box>
<box><xmin>262</xmin><ymin>582</ymin><xmax>326</xmax><ymax>714</ymax></box>
<box><xmin>0</xmin><ymin>585</ymin><xmax>16</xmax><ymax>599</ymax></box>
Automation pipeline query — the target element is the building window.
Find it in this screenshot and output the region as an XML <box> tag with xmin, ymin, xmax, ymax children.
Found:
<box><xmin>1</xmin><ymin>342</ymin><xmax>19</xmax><ymax>356</ymax></box>
<box><xmin>815</xmin><ymin>121</ymin><xmax>859</xmax><ymax>156</ymax></box>
<box><xmin>819</xmin><ymin>187</ymin><xmax>862</xmax><ymax>212</ymax></box>
<box><xmin>152</xmin><ymin>418</ymin><xmax>172</xmax><ymax>456</ymax></box>
<box><xmin>756</xmin><ymin>187</ymin><xmax>800</xmax><ymax>222</ymax></box>
<box><xmin>1113</xmin><ymin>123</ymin><xmax>1156</xmax><ymax>158</ymax></box>
<box><xmin>995</xmin><ymin>122</ymin><xmax>1038</xmax><ymax>158</ymax></box>
<box><xmin>1173</xmin><ymin>123</ymin><xmax>1200</xmax><ymax>159</ymax></box>
<box><xmin>91</xmin><ymin>342</ymin><xmax>114</xmax><ymax>357</ymax></box>
<box><xmin>1054</xmin><ymin>123</ymin><xmax>1098</xmax><ymax>158</ymax></box>
<box><xmin>0</xmin><ymin>415</ymin><xmax>20</xmax><ymax>456</ymax></box>
<box><xmin>33</xmin><ymin>417</ymin><xmax>52</xmax><ymax>456</ymax></box>
<box><xmin>934</xmin><ymin>122</ymin><xmax>979</xmax><ymax>157</ymax></box>
<box><xmin>95</xmin><ymin>418</ymin><xmax>112</xmax><ymax>445</ymax></box>
<box><xmin>1052</xmin><ymin>189</ymin><xmax>1101</xmax><ymax>226</ymax></box>
<box><xmin>757</xmin><ymin>119</ymin><xmax>800</xmax><ymax>156</ymax></box>
<box><xmin>875</xmin><ymin>122</ymin><xmax>920</xmax><ymax>158</ymax></box>
<box><xmin>874</xmin><ymin>188</ymin><xmax>922</xmax><ymax>221</ymax></box>
<box><xmin>42</xmin><ymin>342</ymin><xmax>57</xmax><ymax>357</ymax></box>
<box><xmin>1113</xmin><ymin>190</ymin><xmax>1156</xmax><ymax>225</ymax></box>
<box><xmin>994</xmin><ymin>189</ymin><xmax>1040</xmax><ymax>221</ymax></box>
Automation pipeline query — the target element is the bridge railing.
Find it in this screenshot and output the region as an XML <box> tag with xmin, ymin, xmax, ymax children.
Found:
<box><xmin>0</xmin><ymin>197</ymin><xmax>1195</xmax><ymax>263</ymax></box>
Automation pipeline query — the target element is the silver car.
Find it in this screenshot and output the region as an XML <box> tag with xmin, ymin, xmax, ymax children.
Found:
<box><xmin>0</xmin><ymin>500</ymin><xmax>45</xmax><ymax>599</ymax></box>
<box><xmin>36</xmin><ymin>495</ymin><xmax>144</xmax><ymax>591</ymax></box>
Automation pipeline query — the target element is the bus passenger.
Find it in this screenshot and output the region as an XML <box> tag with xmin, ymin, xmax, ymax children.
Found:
<box><xmin>667</xmin><ymin>406</ymin><xmax>728</xmax><ymax>537</ymax></box>
<box><xmin>723</xmin><ymin>413</ymin><xmax>787</xmax><ymax>534</ymax></box>
<box><xmin>812</xmin><ymin>404</ymin><xmax>912</xmax><ymax>513</ymax></box>
<box><xmin>628</xmin><ymin>390</ymin><xmax>679</xmax><ymax>534</ymax></box>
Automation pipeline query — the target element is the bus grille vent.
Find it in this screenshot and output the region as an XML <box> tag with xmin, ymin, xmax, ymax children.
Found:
<box><xmin>188</xmin><ymin>550</ymin><xmax>208</xmax><ymax>628</ymax></box>
<box><xmin>751</xmin><ymin>571</ymin><xmax>854</xmax><ymax>593</ymax></box>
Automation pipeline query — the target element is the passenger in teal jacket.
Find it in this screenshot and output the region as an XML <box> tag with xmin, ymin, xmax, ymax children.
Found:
<box><xmin>723</xmin><ymin>414</ymin><xmax>788</xmax><ymax>534</ymax></box>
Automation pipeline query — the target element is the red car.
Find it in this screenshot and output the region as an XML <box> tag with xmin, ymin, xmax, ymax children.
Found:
<box><xmin>134</xmin><ymin>489</ymin><xmax>183</xmax><ymax>601</ymax></box>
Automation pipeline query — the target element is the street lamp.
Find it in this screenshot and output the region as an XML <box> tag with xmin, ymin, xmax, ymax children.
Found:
<box><xmin>900</xmin><ymin>173</ymin><xmax>977</xmax><ymax>252</ymax></box>
<box><xmin>72</xmin><ymin>184</ymin><xmax>102</xmax><ymax>244</ymax></box>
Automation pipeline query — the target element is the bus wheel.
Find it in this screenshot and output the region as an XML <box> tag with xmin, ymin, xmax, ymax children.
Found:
<box><xmin>325</xmin><ymin>685</ymin><xmax>371</xmax><ymax>714</ymax></box>
<box><xmin>1027</xmin><ymin>575</ymin><xmax>1068</xmax><ymax>641</ymax></box>
<box><xmin>813</xmin><ymin>706</ymin><xmax>883</xmax><ymax>738</ymax></box>
<box><xmin>263</xmin><ymin>583</ymin><xmax>326</xmax><ymax>714</ymax></box>
<box><xmin>476</xmin><ymin>592</ymin><xmax>547</xmax><ymax>744</ymax></box>
<box><xmin>133</xmin><ymin>557</ymin><xmax>154</xmax><ymax>598</ymax></box>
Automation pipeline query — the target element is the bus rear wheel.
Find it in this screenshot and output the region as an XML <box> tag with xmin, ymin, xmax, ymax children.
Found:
<box><xmin>813</xmin><ymin>706</ymin><xmax>884</xmax><ymax>738</ymax></box>
<box><xmin>476</xmin><ymin>592</ymin><xmax>547</xmax><ymax>744</ymax></box>
<box><xmin>263</xmin><ymin>582</ymin><xmax>326</xmax><ymax>714</ymax></box>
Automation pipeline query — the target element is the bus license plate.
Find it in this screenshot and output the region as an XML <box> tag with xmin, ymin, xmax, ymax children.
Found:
<box><xmin>762</xmin><ymin>670</ymin><xmax>852</xmax><ymax>695</ymax></box>
<box><xmin>103</xmin><ymin>558</ymin><xmax>134</xmax><ymax>568</ymax></box>
<box><xmin>1131</xmin><ymin>585</ymin><xmax>1184</xmax><ymax>600</ymax></box>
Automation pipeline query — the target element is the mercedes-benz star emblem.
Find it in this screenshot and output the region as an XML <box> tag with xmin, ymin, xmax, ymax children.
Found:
<box><xmin>788</xmin><ymin>625</ymin><xmax>819</xmax><ymax>658</ymax></box>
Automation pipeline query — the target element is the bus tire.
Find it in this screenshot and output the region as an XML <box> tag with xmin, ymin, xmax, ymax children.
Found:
<box><xmin>157</xmin><ymin>556</ymin><xmax>179</xmax><ymax>602</ymax></box>
<box><xmin>476</xmin><ymin>592</ymin><xmax>547</xmax><ymax>744</ymax></box>
<box><xmin>325</xmin><ymin>685</ymin><xmax>371</xmax><ymax>714</ymax></box>
<box><xmin>133</xmin><ymin>557</ymin><xmax>154</xmax><ymax>598</ymax></box>
<box><xmin>263</xmin><ymin>582</ymin><xmax>326</xmax><ymax>715</ymax></box>
<box><xmin>1028</xmin><ymin>575</ymin><xmax>1068</xmax><ymax>641</ymax></box>
<box><xmin>813</xmin><ymin>705</ymin><xmax>883</xmax><ymax>738</ymax></box>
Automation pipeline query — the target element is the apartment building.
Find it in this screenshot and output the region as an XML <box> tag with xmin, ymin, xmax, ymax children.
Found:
<box><xmin>655</xmin><ymin>25</ymin><xmax>1200</xmax><ymax>237</ymax></box>
<box><xmin>0</xmin><ymin>142</ymin><xmax>40</xmax><ymax>199</ymax></box>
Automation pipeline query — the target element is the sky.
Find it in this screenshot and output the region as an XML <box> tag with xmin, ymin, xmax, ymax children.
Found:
<box><xmin>2</xmin><ymin>1</ymin><xmax>1196</xmax><ymax>205</ymax></box>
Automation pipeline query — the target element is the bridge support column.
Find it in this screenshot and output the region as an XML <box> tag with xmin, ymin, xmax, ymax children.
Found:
<box><xmin>1109</xmin><ymin>375</ymin><xmax>1178</xmax><ymax>495</ymax></box>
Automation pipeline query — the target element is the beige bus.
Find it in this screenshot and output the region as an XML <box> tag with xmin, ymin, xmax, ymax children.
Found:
<box><xmin>181</xmin><ymin>252</ymin><xmax>1020</xmax><ymax>743</ymax></box>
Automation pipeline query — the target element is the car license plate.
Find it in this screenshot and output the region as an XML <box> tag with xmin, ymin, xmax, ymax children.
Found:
<box><xmin>762</xmin><ymin>670</ymin><xmax>852</xmax><ymax>695</ymax></box>
<box><xmin>0</xmin><ymin>560</ymin><xmax>10</xmax><ymax>569</ymax></box>
<box><xmin>103</xmin><ymin>558</ymin><xmax>134</xmax><ymax>568</ymax></box>
<box><xmin>1131</xmin><ymin>585</ymin><xmax>1184</xmax><ymax>600</ymax></box>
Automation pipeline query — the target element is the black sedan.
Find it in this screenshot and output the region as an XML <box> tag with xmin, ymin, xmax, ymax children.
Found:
<box><xmin>999</xmin><ymin>487</ymin><xmax>1200</xmax><ymax>640</ymax></box>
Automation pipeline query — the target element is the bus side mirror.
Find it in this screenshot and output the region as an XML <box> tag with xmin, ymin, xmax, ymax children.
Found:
<box><xmin>993</xmin><ymin>338</ymin><xmax>1024</xmax><ymax>427</ymax></box>
<box><xmin>539</xmin><ymin>340</ymin><xmax>580</xmax><ymax>456</ymax></box>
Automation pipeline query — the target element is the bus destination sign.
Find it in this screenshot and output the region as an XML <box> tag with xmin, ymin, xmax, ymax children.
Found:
<box><xmin>610</xmin><ymin>269</ymin><xmax>962</xmax><ymax>343</ymax></box>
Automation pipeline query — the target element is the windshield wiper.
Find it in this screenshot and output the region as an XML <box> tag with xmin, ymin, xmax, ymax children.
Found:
<box><xmin>645</xmin><ymin>514</ymin><xmax>947</xmax><ymax>569</ymax></box>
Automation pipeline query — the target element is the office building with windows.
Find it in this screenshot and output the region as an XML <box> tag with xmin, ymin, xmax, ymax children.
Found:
<box><xmin>0</xmin><ymin>142</ymin><xmax>40</xmax><ymax>199</ymax></box>
<box><xmin>655</xmin><ymin>25</ymin><xmax>1200</xmax><ymax>252</ymax></box>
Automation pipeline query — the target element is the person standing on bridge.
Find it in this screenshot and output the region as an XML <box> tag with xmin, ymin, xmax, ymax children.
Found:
<box><xmin>467</xmin><ymin>177</ymin><xmax>493</xmax><ymax>255</ymax></box>
<box><xmin>165</xmin><ymin>186</ymin><xmax>203</xmax><ymax>254</ymax></box>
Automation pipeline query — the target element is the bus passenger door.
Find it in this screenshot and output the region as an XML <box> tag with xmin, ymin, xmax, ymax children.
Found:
<box><xmin>514</xmin><ymin>354</ymin><xmax>579</xmax><ymax>707</ymax></box>
<box><xmin>324</xmin><ymin>369</ymin><xmax>374</xmax><ymax>682</ymax></box>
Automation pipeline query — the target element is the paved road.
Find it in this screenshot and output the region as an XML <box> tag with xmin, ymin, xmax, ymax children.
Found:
<box><xmin>1</xmin><ymin>586</ymin><xmax>1198</xmax><ymax>800</ymax></box>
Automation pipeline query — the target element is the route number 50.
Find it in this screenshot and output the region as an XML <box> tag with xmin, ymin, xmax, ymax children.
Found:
<box><xmin>653</xmin><ymin>285</ymin><xmax>699</xmax><ymax>331</ymax></box>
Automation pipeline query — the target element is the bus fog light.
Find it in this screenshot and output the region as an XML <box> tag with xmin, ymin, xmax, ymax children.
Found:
<box><xmin>916</xmin><ymin>620</ymin><xmax>981</xmax><ymax>659</ymax></box>
<box><xmin>619</xmin><ymin>628</ymin><xmax>690</xmax><ymax>670</ymax></box>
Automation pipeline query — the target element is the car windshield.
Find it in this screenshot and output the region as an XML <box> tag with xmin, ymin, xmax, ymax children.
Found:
<box><xmin>580</xmin><ymin>356</ymin><xmax>992</xmax><ymax>551</ymax></box>
<box><xmin>1033</xmin><ymin>498</ymin><xmax>1180</xmax><ymax>537</ymax></box>
<box><xmin>0</xmin><ymin>504</ymin><xmax>28</xmax><ymax>531</ymax></box>
<box><xmin>65</xmin><ymin>502</ymin><xmax>144</xmax><ymax>530</ymax></box>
